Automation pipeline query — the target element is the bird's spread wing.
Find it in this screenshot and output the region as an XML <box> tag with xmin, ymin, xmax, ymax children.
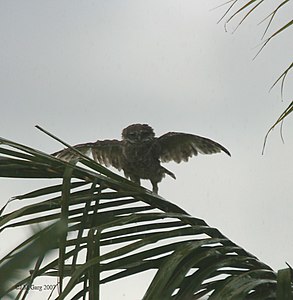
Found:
<box><xmin>91</xmin><ymin>140</ymin><xmax>123</xmax><ymax>170</ymax></box>
<box><xmin>52</xmin><ymin>143</ymin><xmax>94</xmax><ymax>162</ymax></box>
<box><xmin>157</xmin><ymin>132</ymin><xmax>231</xmax><ymax>163</ymax></box>
<box><xmin>53</xmin><ymin>140</ymin><xmax>124</xmax><ymax>170</ymax></box>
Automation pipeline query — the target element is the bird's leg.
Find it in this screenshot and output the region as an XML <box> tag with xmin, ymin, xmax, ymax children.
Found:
<box><xmin>151</xmin><ymin>181</ymin><xmax>159</xmax><ymax>194</ymax></box>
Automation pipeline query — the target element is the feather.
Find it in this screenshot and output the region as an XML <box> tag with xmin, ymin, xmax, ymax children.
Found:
<box><xmin>91</xmin><ymin>140</ymin><xmax>123</xmax><ymax>170</ymax></box>
<box><xmin>157</xmin><ymin>132</ymin><xmax>230</xmax><ymax>163</ymax></box>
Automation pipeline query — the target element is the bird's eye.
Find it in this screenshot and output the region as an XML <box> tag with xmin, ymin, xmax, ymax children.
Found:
<box><xmin>128</xmin><ymin>132</ymin><xmax>137</xmax><ymax>139</ymax></box>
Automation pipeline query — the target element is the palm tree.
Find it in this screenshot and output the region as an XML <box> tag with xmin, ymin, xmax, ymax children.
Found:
<box><xmin>0</xmin><ymin>131</ymin><xmax>292</xmax><ymax>299</ymax></box>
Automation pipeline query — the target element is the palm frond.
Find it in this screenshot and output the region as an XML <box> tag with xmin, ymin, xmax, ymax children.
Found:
<box><xmin>0</xmin><ymin>136</ymin><xmax>292</xmax><ymax>299</ymax></box>
<box><xmin>262</xmin><ymin>100</ymin><xmax>293</xmax><ymax>154</ymax></box>
<box><xmin>218</xmin><ymin>0</ymin><xmax>292</xmax><ymax>148</ymax></box>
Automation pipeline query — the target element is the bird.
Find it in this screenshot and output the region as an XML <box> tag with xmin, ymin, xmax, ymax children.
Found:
<box><xmin>53</xmin><ymin>124</ymin><xmax>231</xmax><ymax>193</ymax></box>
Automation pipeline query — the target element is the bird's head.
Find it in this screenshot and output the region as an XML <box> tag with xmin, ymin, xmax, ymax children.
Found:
<box><xmin>122</xmin><ymin>124</ymin><xmax>155</xmax><ymax>144</ymax></box>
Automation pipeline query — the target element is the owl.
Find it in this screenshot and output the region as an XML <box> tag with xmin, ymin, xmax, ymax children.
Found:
<box><xmin>53</xmin><ymin>124</ymin><xmax>230</xmax><ymax>193</ymax></box>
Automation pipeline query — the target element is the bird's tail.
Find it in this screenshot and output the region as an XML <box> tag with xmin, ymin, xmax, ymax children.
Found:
<box><xmin>162</xmin><ymin>167</ymin><xmax>176</xmax><ymax>180</ymax></box>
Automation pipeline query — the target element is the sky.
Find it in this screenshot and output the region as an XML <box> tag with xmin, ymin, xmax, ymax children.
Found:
<box><xmin>0</xmin><ymin>1</ymin><xmax>292</xmax><ymax>299</ymax></box>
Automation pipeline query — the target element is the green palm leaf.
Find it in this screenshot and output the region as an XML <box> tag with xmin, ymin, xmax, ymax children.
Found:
<box><xmin>0</xmin><ymin>136</ymin><xmax>292</xmax><ymax>299</ymax></box>
<box><xmin>219</xmin><ymin>0</ymin><xmax>292</xmax><ymax>146</ymax></box>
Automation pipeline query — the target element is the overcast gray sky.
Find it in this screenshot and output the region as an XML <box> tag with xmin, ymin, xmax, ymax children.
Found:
<box><xmin>0</xmin><ymin>1</ymin><xmax>292</xmax><ymax>299</ymax></box>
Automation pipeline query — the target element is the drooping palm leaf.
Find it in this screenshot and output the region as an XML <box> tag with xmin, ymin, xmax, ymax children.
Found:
<box><xmin>219</xmin><ymin>0</ymin><xmax>292</xmax><ymax>148</ymax></box>
<box><xmin>219</xmin><ymin>0</ymin><xmax>292</xmax><ymax>92</ymax></box>
<box><xmin>220</xmin><ymin>0</ymin><xmax>292</xmax><ymax>45</ymax></box>
<box><xmin>0</xmin><ymin>136</ymin><xmax>292</xmax><ymax>299</ymax></box>
<box><xmin>262</xmin><ymin>100</ymin><xmax>293</xmax><ymax>154</ymax></box>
